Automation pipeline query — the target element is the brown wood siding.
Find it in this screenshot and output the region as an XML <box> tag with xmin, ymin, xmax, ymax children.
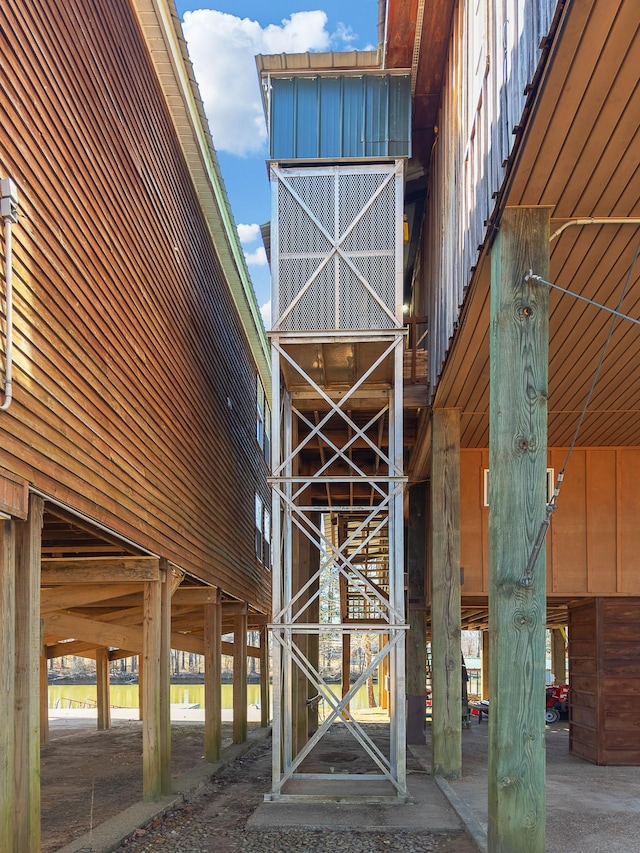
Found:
<box><xmin>0</xmin><ymin>0</ymin><xmax>270</xmax><ymax>610</ymax></box>
<box><xmin>569</xmin><ymin>598</ymin><xmax>640</xmax><ymax>765</ymax></box>
<box><xmin>460</xmin><ymin>448</ymin><xmax>640</xmax><ymax>598</ymax></box>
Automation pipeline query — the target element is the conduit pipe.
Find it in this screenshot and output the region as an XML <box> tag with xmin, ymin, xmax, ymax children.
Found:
<box><xmin>550</xmin><ymin>217</ymin><xmax>640</xmax><ymax>241</ymax></box>
<box><xmin>1</xmin><ymin>178</ymin><xmax>18</xmax><ymax>412</ymax></box>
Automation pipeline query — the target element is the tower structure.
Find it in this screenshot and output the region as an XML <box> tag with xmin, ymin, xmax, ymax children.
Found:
<box><xmin>258</xmin><ymin>57</ymin><xmax>412</xmax><ymax>801</ymax></box>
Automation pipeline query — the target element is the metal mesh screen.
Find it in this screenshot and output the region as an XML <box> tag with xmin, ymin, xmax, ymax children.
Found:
<box><xmin>273</xmin><ymin>163</ymin><xmax>402</xmax><ymax>332</ymax></box>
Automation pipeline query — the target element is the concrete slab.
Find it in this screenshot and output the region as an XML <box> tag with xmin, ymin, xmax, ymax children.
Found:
<box><xmin>249</xmin><ymin>719</ymin><xmax>464</xmax><ymax>834</ymax></box>
<box><xmin>248</xmin><ymin>771</ymin><xmax>465</xmax><ymax>832</ymax></box>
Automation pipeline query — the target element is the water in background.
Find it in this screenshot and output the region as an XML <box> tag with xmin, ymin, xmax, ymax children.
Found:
<box><xmin>48</xmin><ymin>682</ymin><xmax>378</xmax><ymax>712</ymax></box>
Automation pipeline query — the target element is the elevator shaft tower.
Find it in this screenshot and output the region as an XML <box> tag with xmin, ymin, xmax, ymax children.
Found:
<box><xmin>259</xmin><ymin>58</ymin><xmax>412</xmax><ymax>802</ymax></box>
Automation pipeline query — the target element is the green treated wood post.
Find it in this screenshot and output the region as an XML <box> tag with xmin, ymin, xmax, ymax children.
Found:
<box><xmin>431</xmin><ymin>408</ymin><xmax>462</xmax><ymax>778</ymax></box>
<box><xmin>488</xmin><ymin>206</ymin><xmax>550</xmax><ymax>852</ymax></box>
<box><xmin>407</xmin><ymin>483</ymin><xmax>427</xmax><ymax>743</ymax></box>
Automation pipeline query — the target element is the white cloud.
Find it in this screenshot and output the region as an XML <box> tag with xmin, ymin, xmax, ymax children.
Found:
<box><xmin>237</xmin><ymin>222</ymin><xmax>261</xmax><ymax>244</ymax></box>
<box><xmin>244</xmin><ymin>246</ymin><xmax>268</xmax><ymax>266</ymax></box>
<box><xmin>260</xmin><ymin>300</ymin><xmax>272</xmax><ymax>330</ymax></box>
<box><xmin>182</xmin><ymin>10</ymin><xmax>332</xmax><ymax>156</ymax></box>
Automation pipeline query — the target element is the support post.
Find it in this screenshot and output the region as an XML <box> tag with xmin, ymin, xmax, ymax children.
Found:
<box><xmin>40</xmin><ymin>649</ymin><xmax>49</xmax><ymax>746</ymax></box>
<box><xmin>14</xmin><ymin>494</ymin><xmax>44</xmax><ymax>852</ymax></box>
<box><xmin>407</xmin><ymin>484</ymin><xmax>427</xmax><ymax>743</ymax></box>
<box><xmin>430</xmin><ymin>409</ymin><xmax>462</xmax><ymax>778</ymax></box>
<box><xmin>138</xmin><ymin>655</ymin><xmax>144</xmax><ymax>721</ymax></box>
<box><xmin>96</xmin><ymin>647</ymin><xmax>111</xmax><ymax>731</ymax></box>
<box><xmin>488</xmin><ymin>206</ymin><xmax>550</xmax><ymax>852</ymax></box>
<box><xmin>260</xmin><ymin>624</ymin><xmax>269</xmax><ymax>728</ymax></box>
<box><xmin>142</xmin><ymin>580</ymin><xmax>162</xmax><ymax>801</ymax></box>
<box><xmin>159</xmin><ymin>562</ymin><xmax>172</xmax><ymax>793</ymax></box>
<box><xmin>551</xmin><ymin>629</ymin><xmax>566</xmax><ymax>685</ymax></box>
<box><xmin>233</xmin><ymin>605</ymin><xmax>248</xmax><ymax>744</ymax></box>
<box><xmin>204</xmin><ymin>592</ymin><xmax>222</xmax><ymax>761</ymax></box>
<box><xmin>0</xmin><ymin>519</ymin><xmax>15</xmax><ymax>852</ymax></box>
<box><xmin>481</xmin><ymin>630</ymin><xmax>490</xmax><ymax>701</ymax></box>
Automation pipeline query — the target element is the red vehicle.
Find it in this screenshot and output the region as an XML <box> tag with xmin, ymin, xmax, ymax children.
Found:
<box><xmin>545</xmin><ymin>684</ymin><xmax>569</xmax><ymax>723</ymax></box>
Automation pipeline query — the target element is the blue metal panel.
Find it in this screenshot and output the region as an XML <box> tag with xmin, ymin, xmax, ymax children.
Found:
<box><xmin>269</xmin><ymin>73</ymin><xmax>410</xmax><ymax>160</ymax></box>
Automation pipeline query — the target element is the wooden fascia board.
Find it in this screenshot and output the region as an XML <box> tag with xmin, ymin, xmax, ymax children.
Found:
<box><xmin>41</xmin><ymin>556</ymin><xmax>160</xmax><ymax>583</ymax></box>
<box><xmin>130</xmin><ymin>0</ymin><xmax>271</xmax><ymax>404</ymax></box>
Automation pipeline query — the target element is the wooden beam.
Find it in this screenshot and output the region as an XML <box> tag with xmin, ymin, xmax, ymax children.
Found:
<box><xmin>40</xmin><ymin>583</ymin><xmax>144</xmax><ymax>612</ymax></box>
<box><xmin>96</xmin><ymin>647</ymin><xmax>111</xmax><ymax>731</ymax></box>
<box><xmin>0</xmin><ymin>466</ymin><xmax>28</xmax><ymax>519</ymax></box>
<box><xmin>14</xmin><ymin>494</ymin><xmax>44</xmax><ymax>852</ymax></box>
<box><xmin>41</xmin><ymin>556</ymin><xmax>160</xmax><ymax>584</ymax></box>
<box><xmin>488</xmin><ymin>206</ymin><xmax>550</xmax><ymax>853</ymax></box>
<box><xmin>171</xmin><ymin>587</ymin><xmax>219</xmax><ymax>605</ymax></box>
<box><xmin>0</xmin><ymin>519</ymin><xmax>15</xmax><ymax>852</ymax></box>
<box><xmin>407</xmin><ymin>483</ymin><xmax>427</xmax><ymax>743</ymax></box>
<box><xmin>204</xmin><ymin>594</ymin><xmax>222</xmax><ymax>762</ymax></box>
<box><xmin>44</xmin><ymin>639</ymin><xmax>100</xmax><ymax>659</ymax></box>
<box><xmin>142</xmin><ymin>580</ymin><xmax>162</xmax><ymax>801</ymax></box>
<box><xmin>222</xmin><ymin>600</ymin><xmax>249</xmax><ymax>614</ymax></box>
<box><xmin>233</xmin><ymin>607</ymin><xmax>248</xmax><ymax>744</ymax></box>
<box><xmin>431</xmin><ymin>409</ymin><xmax>462</xmax><ymax>778</ymax></box>
<box><xmin>43</xmin><ymin>611</ymin><xmax>143</xmax><ymax>650</ymax></box>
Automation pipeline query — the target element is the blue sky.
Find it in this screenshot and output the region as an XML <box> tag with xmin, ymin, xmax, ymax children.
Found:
<box><xmin>174</xmin><ymin>1</ymin><xmax>379</xmax><ymax>323</ymax></box>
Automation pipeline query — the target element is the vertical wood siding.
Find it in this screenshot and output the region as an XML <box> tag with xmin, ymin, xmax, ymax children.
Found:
<box><xmin>460</xmin><ymin>447</ymin><xmax>640</xmax><ymax>597</ymax></box>
<box><xmin>425</xmin><ymin>0</ymin><xmax>557</xmax><ymax>391</ymax></box>
<box><xmin>0</xmin><ymin>0</ymin><xmax>270</xmax><ymax>610</ymax></box>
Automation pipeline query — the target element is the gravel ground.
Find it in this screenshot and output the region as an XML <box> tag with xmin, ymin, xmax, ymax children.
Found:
<box><xmin>114</xmin><ymin>738</ymin><xmax>478</xmax><ymax>853</ymax></box>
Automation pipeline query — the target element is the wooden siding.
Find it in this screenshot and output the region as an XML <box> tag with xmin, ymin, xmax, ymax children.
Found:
<box><xmin>569</xmin><ymin>598</ymin><xmax>640</xmax><ymax>765</ymax></box>
<box><xmin>459</xmin><ymin>447</ymin><xmax>640</xmax><ymax>598</ymax></box>
<box><xmin>423</xmin><ymin>0</ymin><xmax>557</xmax><ymax>392</ymax></box>
<box><xmin>0</xmin><ymin>0</ymin><xmax>270</xmax><ymax>610</ymax></box>
<box><xmin>420</xmin><ymin>0</ymin><xmax>639</xmax><ymax>451</ymax></box>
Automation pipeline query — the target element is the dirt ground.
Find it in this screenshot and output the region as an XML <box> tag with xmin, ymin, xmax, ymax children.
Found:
<box><xmin>41</xmin><ymin>719</ymin><xmax>479</xmax><ymax>853</ymax></box>
<box><xmin>41</xmin><ymin>720</ymin><xmax>251</xmax><ymax>852</ymax></box>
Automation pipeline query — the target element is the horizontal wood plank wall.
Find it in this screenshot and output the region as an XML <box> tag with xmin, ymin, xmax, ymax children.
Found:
<box><xmin>423</xmin><ymin>0</ymin><xmax>556</xmax><ymax>392</ymax></box>
<box><xmin>0</xmin><ymin>0</ymin><xmax>270</xmax><ymax>611</ymax></box>
<box><xmin>460</xmin><ymin>448</ymin><xmax>640</xmax><ymax>598</ymax></box>
<box><xmin>569</xmin><ymin>598</ymin><xmax>640</xmax><ymax>765</ymax></box>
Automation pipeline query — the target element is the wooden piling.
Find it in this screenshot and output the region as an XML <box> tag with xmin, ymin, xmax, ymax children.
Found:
<box><xmin>488</xmin><ymin>206</ymin><xmax>550</xmax><ymax>852</ymax></box>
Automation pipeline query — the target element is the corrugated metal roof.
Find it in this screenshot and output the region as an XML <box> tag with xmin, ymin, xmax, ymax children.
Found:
<box><xmin>256</xmin><ymin>50</ymin><xmax>381</xmax><ymax>73</ymax></box>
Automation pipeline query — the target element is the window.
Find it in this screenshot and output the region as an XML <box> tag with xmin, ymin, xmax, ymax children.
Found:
<box><xmin>256</xmin><ymin>375</ymin><xmax>271</xmax><ymax>464</ymax></box>
<box><xmin>255</xmin><ymin>493</ymin><xmax>271</xmax><ymax>568</ymax></box>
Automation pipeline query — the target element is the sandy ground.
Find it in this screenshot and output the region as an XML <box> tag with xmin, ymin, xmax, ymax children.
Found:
<box><xmin>41</xmin><ymin>707</ymin><xmax>261</xmax><ymax>852</ymax></box>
